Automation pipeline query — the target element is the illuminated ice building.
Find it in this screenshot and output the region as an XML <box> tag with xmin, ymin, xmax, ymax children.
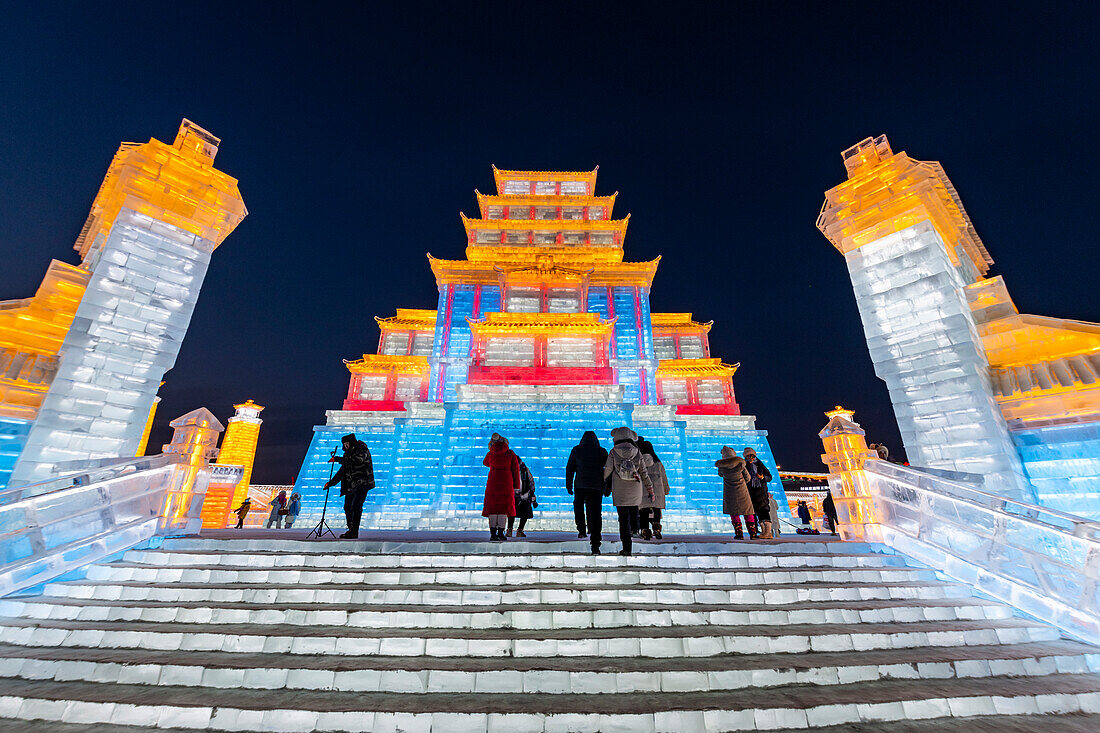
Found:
<box><xmin>818</xmin><ymin>136</ymin><xmax>1100</xmax><ymax>518</ymax></box>
<box><xmin>294</xmin><ymin>168</ymin><xmax>789</xmax><ymax>530</ymax></box>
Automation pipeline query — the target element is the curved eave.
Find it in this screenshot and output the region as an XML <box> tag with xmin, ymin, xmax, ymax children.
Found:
<box><xmin>656</xmin><ymin>358</ymin><xmax>739</xmax><ymax>378</ymax></box>
<box><xmin>461</xmin><ymin>212</ymin><xmax>630</xmax><ymax>234</ymax></box>
<box><xmin>345</xmin><ymin>354</ymin><xmax>430</xmax><ymax>375</ymax></box>
<box><xmin>475</xmin><ymin>190</ymin><xmax>619</xmax><ymax>218</ymax></box>
<box><xmin>492</xmin><ymin>165</ymin><xmax>599</xmax><ymax>195</ymax></box>
<box><xmin>428</xmin><ymin>253</ymin><xmax>659</xmax><ymax>288</ymax></box>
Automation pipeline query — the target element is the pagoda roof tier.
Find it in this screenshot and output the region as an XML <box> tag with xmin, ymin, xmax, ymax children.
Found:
<box><xmin>651</xmin><ymin>312</ymin><xmax>714</xmax><ymax>333</ymax></box>
<box><xmin>461</xmin><ymin>213</ymin><xmax>629</xmax><ymax>237</ymax></box>
<box><xmin>345</xmin><ymin>354</ymin><xmax>429</xmax><ymax>376</ymax></box>
<box><xmin>374</xmin><ymin>308</ymin><xmax>438</xmax><ymax>331</ymax></box>
<box><xmin>475</xmin><ymin>191</ymin><xmax>618</xmax><ymax>218</ymax></box>
<box><xmin>493</xmin><ymin>165</ymin><xmax>598</xmax><ymax>195</ymax></box>
<box><xmin>466</xmin><ymin>244</ymin><xmax>624</xmax><ymax>265</ymax></box>
<box><xmin>656</xmin><ymin>358</ymin><xmax>739</xmax><ymax>378</ymax></box>
<box><xmin>428</xmin><ymin>254</ymin><xmax>660</xmax><ymax>287</ymax></box>
<box><xmin>468</xmin><ymin>312</ymin><xmax>616</xmax><ymax>337</ymax></box>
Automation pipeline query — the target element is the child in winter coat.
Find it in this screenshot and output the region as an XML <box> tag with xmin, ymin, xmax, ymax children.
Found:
<box><xmin>507</xmin><ymin>460</ymin><xmax>538</xmax><ymax>537</ymax></box>
<box><xmin>716</xmin><ymin>446</ymin><xmax>755</xmax><ymax>539</ymax></box>
<box><xmin>603</xmin><ymin>427</ymin><xmax>654</xmax><ymax>556</ymax></box>
<box><xmin>284</xmin><ymin>493</ymin><xmax>302</xmax><ymax>529</ymax></box>
<box><xmin>482</xmin><ymin>434</ymin><xmax>519</xmax><ymax>542</ymax></box>
<box><xmin>265</xmin><ymin>490</ymin><xmax>287</xmax><ymax>529</ymax></box>
<box><xmin>637</xmin><ymin>438</ymin><xmax>670</xmax><ymax>540</ymax></box>
<box><xmin>233</xmin><ymin>497</ymin><xmax>251</xmax><ymax>529</ymax></box>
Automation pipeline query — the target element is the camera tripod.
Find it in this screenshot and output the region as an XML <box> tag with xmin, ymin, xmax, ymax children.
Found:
<box><xmin>306</xmin><ymin>449</ymin><xmax>338</xmax><ymax>540</ymax></box>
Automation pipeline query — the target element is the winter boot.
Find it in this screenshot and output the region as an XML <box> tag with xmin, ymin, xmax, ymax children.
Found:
<box><xmin>641</xmin><ymin>528</ymin><xmax>652</xmax><ymax>541</ymax></box>
<box><xmin>734</xmin><ymin>527</ymin><xmax>744</xmax><ymax>540</ymax></box>
<box><xmin>653</xmin><ymin>523</ymin><xmax>663</xmax><ymax>540</ymax></box>
<box><xmin>506</xmin><ymin>528</ymin><xmax>513</xmax><ymax>537</ymax></box>
<box><xmin>489</xmin><ymin>529</ymin><xmax>498</xmax><ymax>542</ymax></box>
<box><xmin>759</xmin><ymin>521</ymin><xmax>773</xmax><ymax>540</ymax></box>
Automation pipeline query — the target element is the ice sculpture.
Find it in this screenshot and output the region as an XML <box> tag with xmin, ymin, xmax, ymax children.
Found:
<box><xmin>818</xmin><ymin>136</ymin><xmax>1100</xmax><ymax>516</ymax></box>
<box><xmin>0</xmin><ymin>120</ymin><xmax>247</xmax><ymax>491</ymax></box>
<box><xmin>214</xmin><ymin>400</ymin><xmax>264</xmax><ymax>510</ymax></box>
<box><xmin>293</xmin><ymin>167</ymin><xmax>789</xmax><ymax>531</ymax></box>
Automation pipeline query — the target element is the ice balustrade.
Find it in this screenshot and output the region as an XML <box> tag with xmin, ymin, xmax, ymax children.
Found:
<box><xmin>855</xmin><ymin>459</ymin><xmax>1100</xmax><ymax>644</ymax></box>
<box><xmin>0</xmin><ymin>454</ymin><xmax>212</xmax><ymax>597</ymax></box>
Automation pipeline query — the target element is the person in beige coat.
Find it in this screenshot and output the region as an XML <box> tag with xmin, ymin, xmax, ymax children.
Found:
<box><xmin>637</xmin><ymin>438</ymin><xmax>670</xmax><ymax>540</ymax></box>
<box><xmin>603</xmin><ymin>426</ymin><xmax>654</xmax><ymax>556</ymax></box>
<box><xmin>716</xmin><ymin>446</ymin><xmax>756</xmax><ymax>540</ymax></box>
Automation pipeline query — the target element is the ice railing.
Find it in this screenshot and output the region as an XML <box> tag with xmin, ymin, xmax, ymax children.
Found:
<box><xmin>0</xmin><ymin>454</ymin><xmax>212</xmax><ymax>597</ymax></box>
<box><xmin>860</xmin><ymin>459</ymin><xmax>1100</xmax><ymax>644</ymax></box>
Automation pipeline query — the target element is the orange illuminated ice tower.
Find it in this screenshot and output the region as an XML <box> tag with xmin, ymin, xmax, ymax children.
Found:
<box><xmin>294</xmin><ymin>167</ymin><xmax>789</xmax><ymax>531</ymax></box>
<box><xmin>0</xmin><ymin>120</ymin><xmax>246</xmax><ymax>490</ymax></box>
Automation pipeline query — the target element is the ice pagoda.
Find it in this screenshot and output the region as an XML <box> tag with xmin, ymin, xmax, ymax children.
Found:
<box><xmin>292</xmin><ymin>167</ymin><xmax>788</xmax><ymax>530</ymax></box>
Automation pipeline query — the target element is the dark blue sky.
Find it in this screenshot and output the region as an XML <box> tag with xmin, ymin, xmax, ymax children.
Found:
<box><xmin>1</xmin><ymin>3</ymin><xmax>1097</xmax><ymax>482</ymax></box>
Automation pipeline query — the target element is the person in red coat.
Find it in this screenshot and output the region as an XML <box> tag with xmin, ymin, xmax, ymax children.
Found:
<box><xmin>482</xmin><ymin>433</ymin><xmax>519</xmax><ymax>542</ymax></box>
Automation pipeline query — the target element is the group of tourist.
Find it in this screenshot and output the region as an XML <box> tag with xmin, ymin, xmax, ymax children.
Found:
<box><xmin>231</xmin><ymin>490</ymin><xmax>302</xmax><ymax>529</ymax></box>
<box><xmin>484</xmin><ymin>427</ymin><xmax>779</xmax><ymax>556</ymax></box>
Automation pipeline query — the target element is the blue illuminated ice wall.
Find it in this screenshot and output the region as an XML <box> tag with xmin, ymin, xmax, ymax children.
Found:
<box><xmin>1013</xmin><ymin>422</ymin><xmax>1100</xmax><ymax>519</ymax></box>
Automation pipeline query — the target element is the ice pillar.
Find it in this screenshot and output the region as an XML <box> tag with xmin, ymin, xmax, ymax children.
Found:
<box><xmin>8</xmin><ymin>120</ymin><xmax>246</xmax><ymax>488</ymax></box>
<box><xmin>817</xmin><ymin>136</ymin><xmax>1033</xmax><ymax>501</ymax></box>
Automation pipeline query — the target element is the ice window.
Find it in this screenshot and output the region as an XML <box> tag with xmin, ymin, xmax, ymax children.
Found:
<box><xmin>533</xmin><ymin>231</ymin><xmax>557</xmax><ymax>244</ymax></box>
<box><xmin>653</xmin><ymin>336</ymin><xmax>676</xmax><ymax>360</ymax></box>
<box><xmin>394</xmin><ymin>376</ymin><xmax>423</xmax><ymax>401</ymax></box>
<box><xmin>382</xmin><ymin>332</ymin><xmax>410</xmax><ymax>355</ymax></box>
<box><xmin>562</xmin><ymin>231</ymin><xmax>585</xmax><ymax>245</ymax></box>
<box><xmin>504</xmin><ymin>230</ymin><xmax>529</xmax><ymax>244</ymax></box>
<box><xmin>696</xmin><ymin>379</ymin><xmax>726</xmax><ymax>404</ymax></box>
<box><xmin>560</xmin><ymin>181</ymin><xmax>587</xmax><ymax>194</ymax></box>
<box><xmin>476</xmin><ymin>230</ymin><xmax>500</xmax><ymax>244</ymax></box>
<box><xmin>679</xmin><ymin>335</ymin><xmax>706</xmax><ymax>358</ymax></box>
<box><xmin>358</xmin><ymin>375</ymin><xmax>388</xmax><ymax>401</ymax></box>
<box><xmin>535</xmin><ymin>207</ymin><xmax>557</xmax><ymax>220</ymax></box>
<box><xmin>509</xmin><ymin>207</ymin><xmax>531</xmax><ymax>220</ymax></box>
<box><xmin>547</xmin><ymin>337</ymin><xmax>598</xmax><ymax>367</ymax></box>
<box><xmin>659</xmin><ymin>379</ymin><xmax>688</xmax><ymax>404</ymax></box>
<box><xmin>587</xmin><ymin>207</ymin><xmax>605</xmax><ymax>220</ymax></box>
<box><xmin>535</xmin><ymin>181</ymin><xmax>557</xmax><ymax>195</ymax></box>
<box><xmin>484</xmin><ymin>337</ymin><xmax>535</xmax><ymax>366</ymax></box>
<box><xmin>546</xmin><ymin>288</ymin><xmax>581</xmax><ymax>313</ymax></box>
<box><xmin>411</xmin><ymin>333</ymin><xmax>434</xmax><ymax>356</ymax></box>
<box><xmin>505</xmin><ymin>288</ymin><xmax>541</xmax><ymax>312</ymax></box>
<box><xmin>562</xmin><ymin>207</ymin><xmax>584</xmax><ymax>220</ymax></box>
<box><xmin>486</xmin><ymin>206</ymin><xmax>504</xmax><ymax>219</ymax></box>
<box><xmin>590</xmin><ymin>232</ymin><xmax>614</xmax><ymax>245</ymax></box>
<box><xmin>503</xmin><ymin>181</ymin><xmax>528</xmax><ymax>194</ymax></box>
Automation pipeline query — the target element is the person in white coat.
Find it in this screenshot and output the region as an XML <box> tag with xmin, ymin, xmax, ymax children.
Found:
<box><xmin>603</xmin><ymin>427</ymin><xmax>654</xmax><ymax>556</ymax></box>
<box><xmin>637</xmin><ymin>438</ymin><xmax>670</xmax><ymax>540</ymax></box>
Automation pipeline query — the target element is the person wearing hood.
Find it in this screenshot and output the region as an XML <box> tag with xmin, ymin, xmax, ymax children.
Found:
<box><xmin>265</xmin><ymin>489</ymin><xmax>287</xmax><ymax>529</ymax></box>
<box><xmin>284</xmin><ymin>492</ymin><xmax>302</xmax><ymax>529</ymax></box>
<box><xmin>637</xmin><ymin>438</ymin><xmax>670</xmax><ymax>540</ymax></box>
<box><xmin>768</xmin><ymin>492</ymin><xmax>781</xmax><ymax>536</ymax></box>
<box><xmin>232</xmin><ymin>497</ymin><xmax>251</xmax><ymax>529</ymax></box>
<box><xmin>507</xmin><ymin>459</ymin><xmax>538</xmax><ymax>538</ymax></box>
<box><xmin>603</xmin><ymin>427</ymin><xmax>654</xmax><ymax>556</ymax></box>
<box><xmin>822</xmin><ymin>491</ymin><xmax>839</xmax><ymax>536</ymax></box>
<box><xmin>742</xmin><ymin>447</ymin><xmax>774</xmax><ymax>540</ymax></box>
<box><xmin>566</xmin><ymin>430</ymin><xmax>609</xmax><ymax>552</ymax></box>
<box><xmin>324</xmin><ymin>433</ymin><xmax>376</xmax><ymax>539</ymax></box>
<box><xmin>716</xmin><ymin>446</ymin><xmax>756</xmax><ymax>540</ymax></box>
<box><xmin>482</xmin><ymin>433</ymin><xmax>519</xmax><ymax>541</ymax></box>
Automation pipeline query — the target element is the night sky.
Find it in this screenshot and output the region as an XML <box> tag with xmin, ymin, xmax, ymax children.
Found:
<box><xmin>1</xmin><ymin>3</ymin><xmax>1097</xmax><ymax>483</ymax></box>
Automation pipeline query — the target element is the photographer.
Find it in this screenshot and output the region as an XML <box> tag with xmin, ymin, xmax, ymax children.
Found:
<box><xmin>324</xmin><ymin>433</ymin><xmax>375</xmax><ymax>539</ymax></box>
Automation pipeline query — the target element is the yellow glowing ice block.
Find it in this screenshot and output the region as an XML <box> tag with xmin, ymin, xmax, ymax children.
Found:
<box><xmin>216</xmin><ymin>400</ymin><xmax>265</xmax><ymax>512</ymax></box>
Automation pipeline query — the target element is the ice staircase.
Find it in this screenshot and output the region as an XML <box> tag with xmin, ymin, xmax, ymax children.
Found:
<box><xmin>0</xmin><ymin>533</ymin><xmax>1098</xmax><ymax>731</ymax></box>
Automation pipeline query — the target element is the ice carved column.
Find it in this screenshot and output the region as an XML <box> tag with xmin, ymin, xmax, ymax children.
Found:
<box><xmin>817</xmin><ymin>136</ymin><xmax>1034</xmax><ymax>501</ymax></box>
<box><xmin>9</xmin><ymin>120</ymin><xmax>246</xmax><ymax>487</ymax></box>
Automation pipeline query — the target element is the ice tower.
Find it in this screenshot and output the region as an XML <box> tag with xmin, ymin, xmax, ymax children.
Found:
<box><xmin>294</xmin><ymin>167</ymin><xmax>788</xmax><ymax>530</ymax></box>
<box><xmin>818</xmin><ymin>136</ymin><xmax>1100</xmax><ymax>514</ymax></box>
<box><xmin>0</xmin><ymin>120</ymin><xmax>247</xmax><ymax>491</ymax></box>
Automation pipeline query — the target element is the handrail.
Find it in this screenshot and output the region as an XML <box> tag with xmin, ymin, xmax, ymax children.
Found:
<box><xmin>859</xmin><ymin>459</ymin><xmax>1100</xmax><ymax>644</ymax></box>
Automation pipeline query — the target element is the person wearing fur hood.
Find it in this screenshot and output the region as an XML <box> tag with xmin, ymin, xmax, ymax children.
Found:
<box><xmin>742</xmin><ymin>447</ymin><xmax>774</xmax><ymax>540</ymax></box>
<box><xmin>716</xmin><ymin>446</ymin><xmax>757</xmax><ymax>540</ymax></box>
<box><xmin>603</xmin><ymin>426</ymin><xmax>654</xmax><ymax>556</ymax></box>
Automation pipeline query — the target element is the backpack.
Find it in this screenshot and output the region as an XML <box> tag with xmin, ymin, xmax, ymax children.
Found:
<box><xmin>615</xmin><ymin>455</ymin><xmax>641</xmax><ymax>482</ymax></box>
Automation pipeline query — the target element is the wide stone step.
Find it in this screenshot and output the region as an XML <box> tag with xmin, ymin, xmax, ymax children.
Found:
<box><xmin>122</xmin><ymin>548</ymin><xmax>910</xmax><ymax>570</ymax></box>
<box><xmin>0</xmin><ymin>616</ymin><xmax>1062</xmax><ymax>658</ymax></box>
<box><xmin>86</xmin><ymin>562</ymin><xmax>938</xmax><ymax>587</ymax></box>
<box><xmin>0</xmin><ymin>595</ymin><xmax>1013</xmax><ymax>629</ymax></box>
<box><xmin>40</xmin><ymin>578</ymin><xmax>974</xmax><ymax>606</ymax></box>
<box><xmin>0</xmin><ymin>641</ymin><xmax>1093</xmax><ymax>694</ymax></box>
<box><xmin>0</xmin><ymin>673</ymin><xmax>1098</xmax><ymax>731</ymax></box>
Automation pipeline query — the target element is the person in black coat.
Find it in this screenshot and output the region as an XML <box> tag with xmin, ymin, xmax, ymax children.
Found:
<box><xmin>566</xmin><ymin>431</ymin><xmax>609</xmax><ymax>554</ymax></box>
<box><xmin>324</xmin><ymin>433</ymin><xmax>375</xmax><ymax>539</ymax></box>
<box><xmin>742</xmin><ymin>447</ymin><xmax>774</xmax><ymax>539</ymax></box>
<box><xmin>822</xmin><ymin>492</ymin><xmax>839</xmax><ymax>535</ymax></box>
